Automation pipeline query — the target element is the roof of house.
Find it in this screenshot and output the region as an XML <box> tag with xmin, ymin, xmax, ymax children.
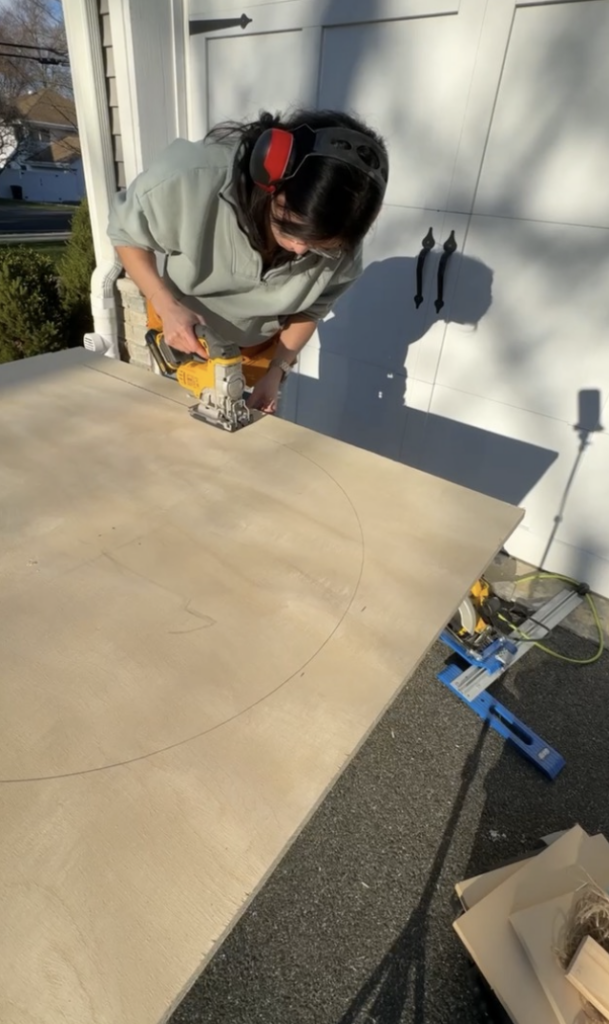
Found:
<box><xmin>14</xmin><ymin>88</ymin><xmax>77</xmax><ymax>129</ymax></box>
<box><xmin>30</xmin><ymin>133</ymin><xmax>82</xmax><ymax>165</ymax></box>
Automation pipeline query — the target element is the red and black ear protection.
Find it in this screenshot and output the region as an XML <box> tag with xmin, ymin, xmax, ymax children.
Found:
<box><xmin>250</xmin><ymin>128</ymin><xmax>295</xmax><ymax>193</ymax></box>
<box><xmin>250</xmin><ymin>124</ymin><xmax>388</xmax><ymax>195</ymax></box>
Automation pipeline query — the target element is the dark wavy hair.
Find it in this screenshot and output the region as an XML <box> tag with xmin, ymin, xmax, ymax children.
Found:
<box><xmin>206</xmin><ymin>109</ymin><xmax>388</xmax><ymax>258</ymax></box>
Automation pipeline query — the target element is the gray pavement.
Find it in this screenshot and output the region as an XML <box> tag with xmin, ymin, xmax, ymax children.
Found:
<box><xmin>170</xmin><ymin>624</ymin><xmax>609</xmax><ymax>1024</ymax></box>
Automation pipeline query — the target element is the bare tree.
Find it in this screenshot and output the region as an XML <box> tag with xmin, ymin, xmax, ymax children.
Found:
<box><xmin>0</xmin><ymin>0</ymin><xmax>72</xmax><ymax>101</ymax></box>
<box><xmin>0</xmin><ymin>1</ymin><xmax>73</xmax><ymax>158</ymax></box>
<box><xmin>0</xmin><ymin>93</ymin><xmax>19</xmax><ymax>161</ymax></box>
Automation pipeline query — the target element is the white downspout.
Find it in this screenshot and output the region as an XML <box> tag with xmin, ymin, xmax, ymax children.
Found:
<box><xmin>85</xmin><ymin>260</ymin><xmax>123</xmax><ymax>359</ymax></box>
<box><xmin>63</xmin><ymin>0</ymin><xmax>121</xmax><ymax>359</ymax></box>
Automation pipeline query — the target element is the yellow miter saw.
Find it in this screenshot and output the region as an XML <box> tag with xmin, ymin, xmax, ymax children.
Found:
<box><xmin>145</xmin><ymin>323</ymin><xmax>251</xmax><ymax>432</ymax></box>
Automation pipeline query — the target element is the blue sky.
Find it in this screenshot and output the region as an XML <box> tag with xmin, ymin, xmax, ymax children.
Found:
<box><xmin>0</xmin><ymin>0</ymin><xmax>63</xmax><ymax>16</ymax></box>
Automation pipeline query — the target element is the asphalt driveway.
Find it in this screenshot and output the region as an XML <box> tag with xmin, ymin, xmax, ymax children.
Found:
<box><xmin>170</xmin><ymin>627</ymin><xmax>609</xmax><ymax>1024</ymax></box>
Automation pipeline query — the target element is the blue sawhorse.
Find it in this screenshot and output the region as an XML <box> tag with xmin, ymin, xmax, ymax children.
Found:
<box><xmin>437</xmin><ymin>627</ymin><xmax>566</xmax><ymax>780</ymax></box>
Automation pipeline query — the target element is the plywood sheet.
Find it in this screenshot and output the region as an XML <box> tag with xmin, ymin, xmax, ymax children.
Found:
<box><xmin>455</xmin><ymin>831</ymin><xmax>569</xmax><ymax>909</ymax></box>
<box><xmin>0</xmin><ymin>350</ymin><xmax>522</xmax><ymax>1024</ymax></box>
<box><xmin>510</xmin><ymin>893</ymin><xmax>587</xmax><ymax>1024</ymax></box>
<box><xmin>456</xmin><ymin>858</ymin><xmax>532</xmax><ymax>910</ymax></box>
<box><xmin>454</xmin><ymin>828</ymin><xmax>609</xmax><ymax>1024</ymax></box>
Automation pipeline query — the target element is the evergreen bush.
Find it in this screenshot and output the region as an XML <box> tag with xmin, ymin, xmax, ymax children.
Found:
<box><xmin>0</xmin><ymin>248</ymin><xmax>66</xmax><ymax>363</ymax></box>
<box><xmin>58</xmin><ymin>196</ymin><xmax>96</xmax><ymax>342</ymax></box>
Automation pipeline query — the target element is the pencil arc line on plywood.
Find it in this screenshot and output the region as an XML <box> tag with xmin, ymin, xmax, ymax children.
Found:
<box><xmin>1</xmin><ymin>451</ymin><xmax>365</xmax><ymax>785</ymax></box>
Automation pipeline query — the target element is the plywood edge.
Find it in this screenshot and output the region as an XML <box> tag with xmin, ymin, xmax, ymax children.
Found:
<box><xmin>80</xmin><ymin>352</ymin><xmax>194</xmax><ymax>406</ymax></box>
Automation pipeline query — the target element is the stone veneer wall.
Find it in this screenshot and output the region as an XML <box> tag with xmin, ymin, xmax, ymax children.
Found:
<box><xmin>115</xmin><ymin>277</ymin><xmax>151</xmax><ymax>370</ymax></box>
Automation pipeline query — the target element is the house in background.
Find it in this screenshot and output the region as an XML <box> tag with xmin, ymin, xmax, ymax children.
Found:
<box><xmin>64</xmin><ymin>0</ymin><xmax>609</xmax><ymax>599</ymax></box>
<box><xmin>0</xmin><ymin>87</ymin><xmax>85</xmax><ymax>202</ymax></box>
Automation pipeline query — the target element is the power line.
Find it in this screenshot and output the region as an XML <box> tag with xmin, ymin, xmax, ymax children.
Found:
<box><xmin>0</xmin><ymin>40</ymin><xmax>66</xmax><ymax>56</ymax></box>
<box><xmin>0</xmin><ymin>40</ymin><xmax>68</xmax><ymax>59</ymax></box>
<box><xmin>0</xmin><ymin>52</ymin><xmax>69</xmax><ymax>67</ymax></box>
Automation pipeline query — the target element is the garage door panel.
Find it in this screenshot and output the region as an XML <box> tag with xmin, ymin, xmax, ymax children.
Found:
<box><xmin>315</xmin><ymin>206</ymin><xmax>472</xmax><ymax>386</ymax></box>
<box><xmin>426</xmin><ymin>385</ymin><xmax>609</xmax><ymax>593</ymax></box>
<box><xmin>188</xmin><ymin>0</ymin><xmax>461</xmax><ymax>32</ymax></box>
<box><xmin>203</xmin><ymin>31</ymin><xmax>309</xmax><ymax>127</ymax></box>
<box><xmin>284</xmin><ymin>349</ymin><xmax>409</xmax><ymax>462</ymax></box>
<box><xmin>188</xmin><ymin>1</ymin><xmax>485</xmax><ymax>209</ymax></box>
<box><xmin>399</xmin><ymin>386</ymin><xmax>560</xmax><ymax>511</ymax></box>
<box><xmin>434</xmin><ymin>216</ymin><xmax>609</xmax><ymax>420</ymax></box>
<box><xmin>475</xmin><ymin>1</ymin><xmax>609</xmax><ymax>227</ymax></box>
<box><xmin>317</xmin><ymin>206</ymin><xmax>440</xmax><ymax>376</ymax></box>
<box><xmin>318</xmin><ymin>15</ymin><xmax>480</xmax><ymax>210</ymax></box>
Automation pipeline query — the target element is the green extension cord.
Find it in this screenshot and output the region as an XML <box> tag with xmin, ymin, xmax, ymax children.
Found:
<box><xmin>498</xmin><ymin>572</ymin><xmax>605</xmax><ymax>666</ymax></box>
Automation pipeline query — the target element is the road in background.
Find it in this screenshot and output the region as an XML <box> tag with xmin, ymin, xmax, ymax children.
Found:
<box><xmin>0</xmin><ymin>204</ymin><xmax>74</xmax><ymax>236</ymax></box>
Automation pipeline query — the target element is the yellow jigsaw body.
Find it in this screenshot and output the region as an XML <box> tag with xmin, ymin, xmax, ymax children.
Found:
<box><xmin>145</xmin><ymin>325</ymin><xmax>251</xmax><ymax>432</ymax></box>
<box><xmin>175</xmin><ymin>353</ymin><xmax>239</xmax><ymax>398</ymax></box>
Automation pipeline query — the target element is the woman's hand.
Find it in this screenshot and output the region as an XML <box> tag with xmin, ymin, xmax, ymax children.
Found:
<box><xmin>157</xmin><ymin>295</ymin><xmax>207</xmax><ymax>356</ymax></box>
<box><xmin>246</xmin><ymin>367</ymin><xmax>283</xmax><ymax>414</ymax></box>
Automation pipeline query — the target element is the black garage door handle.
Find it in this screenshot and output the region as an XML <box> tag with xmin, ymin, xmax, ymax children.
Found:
<box><xmin>414</xmin><ymin>227</ymin><xmax>435</xmax><ymax>309</ymax></box>
<box><xmin>435</xmin><ymin>230</ymin><xmax>457</xmax><ymax>313</ymax></box>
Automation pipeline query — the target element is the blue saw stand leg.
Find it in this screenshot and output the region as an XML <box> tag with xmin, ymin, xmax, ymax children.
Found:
<box><xmin>438</xmin><ymin>633</ymin><xmax>566</xmax><ymax>780</ymax></box>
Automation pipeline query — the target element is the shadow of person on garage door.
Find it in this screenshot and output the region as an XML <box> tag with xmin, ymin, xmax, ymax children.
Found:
<box><xmin>281</xmin><ymin>253</ymin><xmax>558</xmax><ymax>508</ymax></box>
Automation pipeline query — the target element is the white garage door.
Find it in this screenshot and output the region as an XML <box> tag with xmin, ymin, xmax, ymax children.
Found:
<box><xmin>187</xmin><ymin>0</ymin><xmax>609</xmax><ymax>596</ymax></box>
<box><xmin>188</xmin><ymin>0</ymin><xmax>486</xmax><ymax>210</ymax></box>
<box><xmin>433</xmin><ymin>0</ymin><xmax>609</xmax><ymax>588</ymax></box>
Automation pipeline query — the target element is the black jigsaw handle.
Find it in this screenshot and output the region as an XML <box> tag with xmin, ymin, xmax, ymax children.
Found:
<box><xmin>145</xmin><ymin>329</ymin><xmax>183</xmax><ymax>375</ymax></box>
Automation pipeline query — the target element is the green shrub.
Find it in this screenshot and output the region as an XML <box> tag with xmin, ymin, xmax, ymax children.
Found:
<box><xmin>0</xmin><ymin>248</ymin><xmax>66</xmax><ymax>363</ymax></box>
<box><xmin>58</xmin><ymin>196</ymin><xmax>95</xmax><ymax>340</ymax></box>
<box><xmin>0</xmin><ymin>198</ymin><xmax>97</xmax><ymax>364</ymax></box>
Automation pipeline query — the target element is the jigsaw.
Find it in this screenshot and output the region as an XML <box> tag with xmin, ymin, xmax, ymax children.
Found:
<box><xmin>145</xmin><ymin>323</ymin><xmax>251</xmax><ymax>432</ymax></box>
